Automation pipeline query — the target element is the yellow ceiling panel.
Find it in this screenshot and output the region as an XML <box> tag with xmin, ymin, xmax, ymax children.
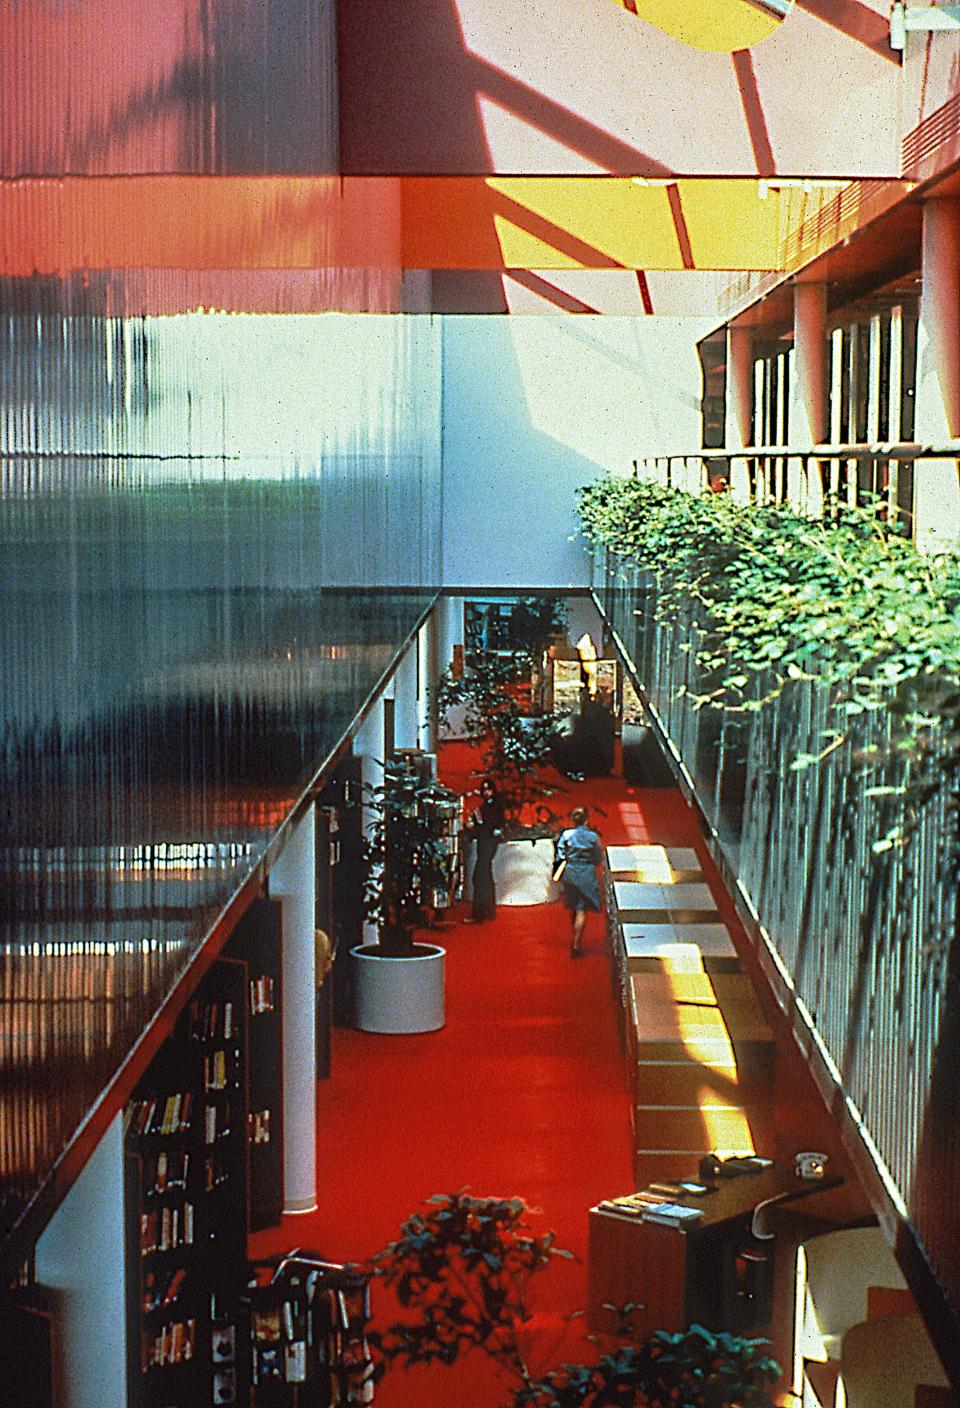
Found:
<box><xmin>488</xmin><ymin>177</ymin><xmax>683</xmax><ymax>268</ymax></box>
<box><xmin>485</xmin><ymin>177</ymin><xmax>785</xmax><ymax>271</ymax></box>
<box><xmin>676</xmin><ymin>179</ymin><xmax>785</xmax><ymax>269</ymax></box>
<box><xmin>610</xmin><ymin>0</ymin><xmax>787</xmax><ymax>51</ymax></box>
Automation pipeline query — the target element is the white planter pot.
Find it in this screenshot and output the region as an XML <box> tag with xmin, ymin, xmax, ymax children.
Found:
<box><xmin>351</xmin><ymin>942</ymin><xmax>446</xmax><ymax>1034</ymax></box>
<box><xmin>493</xmin><ymin>838</ymin><xmax>559</xmax><ymax>906</ymax></box>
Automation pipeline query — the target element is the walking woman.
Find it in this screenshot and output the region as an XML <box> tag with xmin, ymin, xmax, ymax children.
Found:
<box><xmin>553</xmin><ymin>806</ymin><xmax>602</xmax><ymax>956</ymax></box>
<box><xmin>464</xmin><ymin>778</ymin><xmax>506</xmax><ymax>923</ymax></box>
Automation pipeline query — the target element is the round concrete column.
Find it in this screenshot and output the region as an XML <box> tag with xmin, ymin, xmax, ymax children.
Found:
<box><xmin>268</xmin><ymin>805</ymin><xmax>317</xmax><ymax>1215</ymax></box>
<box><xmin>915</xmin><ymin>198</ymin><xmax>960</xmax><ymax>552</ymax></box>
<box><xmin>792</xmin><ymin>282</ymin><xmax>828</xmax><ymax>447</ymax></box>
<box><xmin>726</xmin><ymin>326</ymin><xmax>754</xmax><ymax>503</ymax></box>
<box><xmin>439</xmin><ymin>594</ymin><xmax>465</xmax><ymax>675</ymax></box>
<box><xmin>791</xmin><ymin>282</ymin><xmax>828</xmax><ymax>515</ymax></box>
<box><xmin>393</xmin><ymin>641</ymin><xmax>420</xmax><ymax>751</ymax></box>
<box><xmin>418</xmin><ymin>612</ymin><xmax>439</xmax><ymax>754</ymax></box>
<box><xmin>918</xmin><ymin>197</ymin><xmax>960</xmax><ymax>443</ymax></box>
<box><xmin>726</xmin><ymin>326</ymin><xmax>754</xmax><ymax>451</ymax></box>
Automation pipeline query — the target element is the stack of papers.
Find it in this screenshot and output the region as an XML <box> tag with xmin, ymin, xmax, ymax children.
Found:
<box><xmin>640</xmin><ymin>1202</ymin><xmax>705</xmax><ymax>1229</ymax></box>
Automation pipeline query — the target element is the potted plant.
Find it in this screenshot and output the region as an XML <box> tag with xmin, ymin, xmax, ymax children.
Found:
<box><xmin>441</xmin><ymin>595</ymin><xmax>568</xmax><ymax>829</ymax></box>
<box><xmin>367</xmin><ymin>1191</ymin><xmax>781</xmax><ymax>1408</ymax></box>
<box><xmin>438</xmin><ymin>650</ymin><xmax>565</xmax><ymax>905</ymax></box>
<box><xmin>351</xmin><ymin>757</ymin><xmax>459</xmax><ymax>1035</ymax></box>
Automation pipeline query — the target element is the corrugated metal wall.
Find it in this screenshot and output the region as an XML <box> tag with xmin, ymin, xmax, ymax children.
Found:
<box><xmin>0</xmin><ymin>304</ymin><xmax>443</xmax><ymax>1239</ymax></box>
<box><xmin>0</xmin><ymin>0</ymin><xmax>338</xmax><ymax>176</ymax></box>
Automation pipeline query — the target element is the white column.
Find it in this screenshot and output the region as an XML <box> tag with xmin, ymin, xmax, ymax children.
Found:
<box><xmin>915</xmin><ymin>198</ymin><xmax>960</xmax><ymax>551</ymax></box>
<box><xmin>393</xmin><ymin>642</ymin><xmax>420</xmax><ymax>751</ymax></box>
<box><xmin>792</xmin><ymin>282</ymin><xmax>828</xmax><ymax>447</ymax></box>
<box><xmin>418</xmin><ymin>613</ymin><xmax>439</xmax><ymax>754</ymax></box>
<box><xmin>438</xmin><ymin>594</ymin><xmax>465</xmax><ymax>676</ymax></box>
<box><xmin>917</xmin><ymin>198</ymin><xmax>960</xmax><ymax>442</ymax></box>
<box><xmin>726</xmin><ymin>326</ymin><xmax>753</xmax><ymax>503</ymax></box>
<box><xmin>35</xmin><ymin>1114</ymin><xmax>127</xmax><ymax>1408</ymax></box>
<box><xmin>354</xmin><ymin>697</ymin><xmax>385</xmax><ymax>946</ymax></box>
<box><xmin>791</xmin><ymin>281</ymin><xmax>828</xmax><ymax>515</ymax></box>
<box><xmin>726</xmin><ymin>326</ymin><xmax>754</xmax><ymax>450</ymax></box>
<box><xmin>268</xmin><ymin>806</ymin><xmax>317</xmax><ymax>1214</ymax></box>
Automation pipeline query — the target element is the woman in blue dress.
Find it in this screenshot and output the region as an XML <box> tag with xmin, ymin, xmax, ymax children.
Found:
<box><xmin>554</xmin><ymin>806</ymin><xmax>602</xmax><ymax>957</ymax></box>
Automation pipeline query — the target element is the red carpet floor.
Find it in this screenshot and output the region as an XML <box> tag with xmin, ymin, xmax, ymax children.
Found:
<box><xmin>250</xmin><ymin>744</ymin><xmax>713</xmax><ymax>1406</ymax></box>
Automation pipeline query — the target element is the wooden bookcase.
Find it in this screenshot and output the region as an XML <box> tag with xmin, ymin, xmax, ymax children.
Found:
<box><xmin>242</xmin><ymin>1254</ymin><xmax>374</xmax><ymax>1407</ymax></box>
<box><xmin>225</xmin><ymin>899</ymin><xmax>284</xmax><ymax>1232</ymax></box>
<box><xmin>125</xmin><ymin>956</ymin><xmax>249</xmax><ymax>1408</ymax></box>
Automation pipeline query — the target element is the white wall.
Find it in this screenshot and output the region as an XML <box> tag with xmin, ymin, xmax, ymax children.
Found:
<box><xmin>35</xmin><ymin>1114</ymin><xmax>127</xmax><ymax>1408</ymax></box>
<box><xmin>440</xmin><ymin>315</ymin><xmax>709</xmax><ymax>588</ymax></box>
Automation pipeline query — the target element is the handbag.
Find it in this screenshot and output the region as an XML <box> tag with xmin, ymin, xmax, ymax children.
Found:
<box><xmin>551</xmin><ymin>858</ymin><xmax>567</xmax><ymax>883</ymax></box>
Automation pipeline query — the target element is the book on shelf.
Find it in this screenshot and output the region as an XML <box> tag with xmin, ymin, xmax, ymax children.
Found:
<box><xmin>249</xmin><ymin>974</ymin><xmax>276</xmax><ymax>1015</ymax></box>
<box><xmin>190</xmin><ymin>998</ymin><xmax>234</xmax><ymax>1042</ymax></box>
<box><xmin>204</xmin><ymin>1153</ymin><xmax>229</xmax><ymax>1191</ymax></box>
<box><xmin>204</xmin><ymin>1049</ymin><xmax>228</xmax><ymax>1092</ymax></box>
<box><xmin>640</xmin><ymin>1202</ymin><xmax>705</xmax><ymax>1229</ymax></box>
<box><xmin>256</xmin><ymin>1345</ymin><xmax>283</xmax><ymax>1381</ymax></box>
<box><xmin>249</xmin><ymin>1108</ymin><xmax>271</xmax><ymax>1145</ymax></box>
<box><xmin>145</xmin><ymin>1317</ymin><xmax>196</xmax><ymax>1368</ymax></box>
<box><xmin>146</xmin><ymin>1149</ymin><xmax>189</xmax><ymax>1195</ymax></box>
<box><xmin>143</xmin><ymin>1267</ymin><xmax>187</xmax><ymax>1313</ymax></box>
<box><xmin>204</xmin><ymin>1099</ymin><xmax>234</xmax><ymax>1145</ymax></box>
<box><xmin>252</xmin><ymin>1307</ymin><xmax>282</xmax><ymax>1343</ymax></box>
<box><xmin>146</xmin><ymin>1201</ymin><xmax>193</xmax><ymax>1252</ymax></box>
<box><xmin>285</xmin><ymin>1340</ymin><xmax>307</xmax><ymax>1383</ymax></box>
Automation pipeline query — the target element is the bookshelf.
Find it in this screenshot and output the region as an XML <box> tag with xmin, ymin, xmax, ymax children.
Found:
<box><xmin>125</xmin><ymin>957</ymin><xmax>248</xmax><ymax>1408</ymax></box>
<box><xmin>225</xmin><ymin>899</ymin><xmax>284</xmax><ymax>1232</ymax></box>
<box><xmin>243</xmin><ymin>1254</ymin><xmax>374</xmax><ymax>1406</ymax></box>
<box><xmin>319</xmin><ymin>756</ymin><xmax>365</xmax><ymax>1029</ymax></box>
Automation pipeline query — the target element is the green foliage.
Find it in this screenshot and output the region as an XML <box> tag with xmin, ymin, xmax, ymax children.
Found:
<box><xmin>576</xmin><ymin>476</ymin><xmax>960</xmax><ymax>844</ymax></box>
<box><xmin>360</xmin><ymin>759</ymin><xmax>458</xmax><ymax>956</ymax></box>
<box><xmin>369</xmin><ymin>1191</ymin><xmax>572</xmax><ymax>1377</ymax></box>
<box><xmin>508</xmin><ymin>596</ymin><xmax>568</xmax><ymax>660</ymax></box>
<box><xmin>369</xmin><ymin>1194</ymin><xmax>780</xmax><ymax>1408</ymax></box>
<box><xmin>437</xmin><ymin>650</ymin><xmax>561</xmax><ymax>832</ymax></box>
<box><xmin>522</xmin><ymin>1325</ymin><xmax>780</xmax><ymax>1408</ymax></box>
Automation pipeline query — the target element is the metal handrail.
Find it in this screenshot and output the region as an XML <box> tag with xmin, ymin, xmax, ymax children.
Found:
<box><xmin>638</xmin><ymin>443</ymin><xmax>960</xmax><ymax>462</ymax></box>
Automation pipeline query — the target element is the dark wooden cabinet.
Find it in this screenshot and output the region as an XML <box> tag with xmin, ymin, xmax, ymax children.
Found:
<box><xmin>588</xmin><ymin>1166</ymin><xmax>843</xmax><ymax>1340</ymax></box>
<box><xmin>125</xmin><ymin>957</ymin><xmax>248</xmax><ymax>1408</ymax></box>
<box><xmin>225</xmin><ymin>899</ymin><xmax>284</xmax><ymax>1232</ymax></box>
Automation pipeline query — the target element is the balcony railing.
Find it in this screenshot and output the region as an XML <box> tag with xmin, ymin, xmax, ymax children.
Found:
<box><xmin>590</xmin><ymin>528</ymin><xmax>960</xmax><ymax>1383</ymax></box>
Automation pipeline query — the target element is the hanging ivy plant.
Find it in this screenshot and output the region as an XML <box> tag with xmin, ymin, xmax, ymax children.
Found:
<box><xmin>576</xmin><ymin>476</ymin><xmax>960</xmax><ymax>847</ymax></box>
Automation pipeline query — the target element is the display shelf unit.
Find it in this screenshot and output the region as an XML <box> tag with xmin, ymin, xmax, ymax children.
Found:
<box><xmin>243</xmin><ymin>1253</ymin><xmax>374</xmax><ymax>1407</ymax></box>
<box><xmin>124</xmin><ymin>957</ymin><xmax>248</xmax><ymax>1408</ymax></box>
<box><xmin>225</xmin><ymin>899</ymin><xmax>284</xmax><ymax>1232</ymax></box>
<box><xmin>322</xmin><ymin>756</ymin><xmax>365</xmax><ymax>1030</ymax></box>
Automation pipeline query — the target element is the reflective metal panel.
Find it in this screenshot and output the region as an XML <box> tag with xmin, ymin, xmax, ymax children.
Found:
<box><xmin>0</xmin><ymin>0</ymin><xmax>338</xmax><ymax>176</ymax></box>
<box><xmin>0</xmin><ymin>309</ymin><xmax>442</xmax><ymax>1257</ymax></box>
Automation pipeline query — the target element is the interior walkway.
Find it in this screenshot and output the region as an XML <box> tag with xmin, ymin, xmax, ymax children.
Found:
<box><xmin>249</xmin><ymin>745</ymin><xmax>798</xmax><ymax>1405</ymax></box>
